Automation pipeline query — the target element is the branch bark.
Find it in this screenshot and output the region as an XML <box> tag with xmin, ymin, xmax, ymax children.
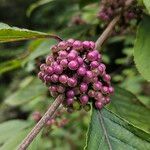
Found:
<box><xmin>17</xmin><ymin>94</ymin><xmax>64</xmax><ymax>150</ymax></box>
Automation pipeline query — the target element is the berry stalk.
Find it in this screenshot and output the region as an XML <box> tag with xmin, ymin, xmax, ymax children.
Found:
<box><xmin>17</xmin><ymin>94</ymin><xmax>64</xmax><ymax>150</ymax></box>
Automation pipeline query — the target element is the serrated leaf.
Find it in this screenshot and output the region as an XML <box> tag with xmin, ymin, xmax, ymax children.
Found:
<box><xmin>107</xmin><ymin>86</ymin><xmax>150</xmax><ymax>133</ymax></box>
<box><xmin>143</xmin><ymin>0</ymin><xmax>150</xmax><ymax>14</ymax></box>
<box><xmin>134</xmin><ymin>15</ymin><xmax>150</xmax><ymax>81</ymax></box>
<box><xmin>4</xmin><ymin>77</ymin><xmax>47</xmax><ymax>106</ymax></box>
<box><xmin>0</xmin><ymin>120</ymin><xmax>31</xmax><ymax>145</ymax></box>
<box><xmin>85</xmin><ymin>108</ymin><xmax>150</xmax><ymax>150</ymax></box>
<box><xmin>0</xmin><ymin>22</ymin><xmax>59</xmax><ymax>43</ymax></box>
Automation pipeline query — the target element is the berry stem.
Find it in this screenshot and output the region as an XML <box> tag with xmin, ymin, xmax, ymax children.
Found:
<box><xmin>17</xmin><ymin>94</ymin><xmax>64</xmax><ymax>150</ymax></box>
<box><xmin>95</xmin><ymin>0</ymin><xmax>134</xmax><ymax>50</ymax></box>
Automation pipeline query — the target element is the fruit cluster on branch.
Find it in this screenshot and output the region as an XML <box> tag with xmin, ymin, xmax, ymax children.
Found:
<box><xmin>38</xmin><ymin>39</ymin><xmax>114</xmax><ymax>110</ymax></box>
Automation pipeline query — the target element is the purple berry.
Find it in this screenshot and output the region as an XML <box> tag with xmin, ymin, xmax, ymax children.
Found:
<box><xmin>108</xmin><ymin>86</ymin><xmax>114</xmax><ymax>94</ymax></box>
<box><xmin>58</xmin><ymin>50</ymin><xmax>68</xmax><ymax>59</ymax></box>
<box><xmin>95</xmin><ymin>92</ymin><xmax>103</xmax><ymax>100</ymax></box>
<box><xmin>73</xmin><ymin>40</ymin><xmax>83</xmax><ymax>50</ymax></box>
<box><xmin>77</xmin><ymin>57</ymin><xmax>83</xmax><ymax>65</ymax></box>
<box><xmin>93</xmin><ymin>81</ymin><xmax>102</xmax><ymax>91</ymax></box>
<box><xmin>51</xmin><ymin>74</ymin><xmax>59</xmax><ymax>83</ymax></box>
<box><xmin>46</xmin><ymin>56</ymin><xmax>54</xmax><ymax>65</ymax></box>
<box><xmin>38</xmin><ymin>71</ymin><xmax>44</xmax><ymax>80</ymax></box>
<box><xmin>58</xmin><ymin>41</ymin><xmax>67</xmax><ymax>50</ymax></box>
<box><xmin>89</xmin><ymin>41</ymin><xmax>95</xmax><ymax>49</ymax></box>
<box><xmin>60</xmin><ymin>59</ymin><xmax>68</xmax><ymax>68</ymax></box>
<box><xmin>102</xmin><ymin>86</ymin><xmax>109</xmax><ymax>94</ymax></box>
<box><xmin>90</xmin><ymin>61</ymin><xmax>99</xmax><ymax>68</ymax></box>
<box><xmin>67</xmin><ymin>39</ymin><xmax>75</xmax><ymax>46</ymax></box>
<box><xmin>57</xmin><ymin>85</ymin><xmax>65</xmax><ymax>93</ymax></box>
<box><xmin>67</xmin><ymin>52</ymin><xmax>78</xmax><ymax>61</ymax></box>
<box><xmin>53</xmin><ymin>65</ymin><xmax>63</xmax><ymax>75</ymax></box>
<box><xmin>68</xmin><ymin>60</ymin><xmax>79</xmax><ymax>70</ymax></box>
<box><xmin>80</xmin><ymin>83</ymin><xmax>88</xmax><ymax>93</ymax></box>
<box><xmin>103</xmin><ymin>74</ymin><xmax>111</xmax><ymax>82</ymax></box>
<box><xmin>77</xmin><ymin>67</ymin><xmax>86</xmax><ymax>76</ymax></box>
<box><xmin>82</xmin><ymin>41</ymin><xmax>90</xmax><ymax>49</ymax></box>
<box><xmin>40</xmin><ymin>64</ymin><xmax>46</xmax><ymax>71</ymax></box>
<box><xmin>87</xmin><ymin>51</ymin><xmax>98</xmax><ymax>61</ymax></box>
<box><xmin>59</xmin><ymin>75</ymin><xmax>68</xmax><ymax>84</ymax></box>
<box><xmin>88</xmin><ymin>90</ymin><xmax>95</xmax><ymax>97</ymax></box>
<box><xmin>66</xmin><ymin>90</ymin><xmax>75</xmax><ymax>98</ymax></box>
<box><xmin>86</xmin><ymin>71</ymin><xmax>93</xmax><ymax>79</ymax></box>
<box><xmin>66</xmin><ymin>98</ymin><xmax>74</xmax><ymax>105</ymax></box>
<box><xmin>49</xmin><ymin>85</ymin><xmax>57</xmax><ymax>92</ymax></box>
<box><xmin>67</xmin><ymin>78</ymin><xmax>77</xmax><ymax>87</ymax></box>
<box><xmin>45</xmin><ymin>66</ymin><xmax>54</xmax><ymax>75</ymax></box>
<box><xmin>80</xmin><ymin>95</ymin><xmax>89</xmax><ymax>105</ymax></box>
<box><xmin>95</xmin><ymin>101</ymin><xmax>103</xmax><ymax>109</ymax></box>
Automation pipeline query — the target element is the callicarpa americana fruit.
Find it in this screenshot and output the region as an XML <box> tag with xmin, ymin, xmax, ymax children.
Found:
<box><xmin>38</xmin><ymin>39</ymin><xmax>114</xmax><ymax>110</ymax></box>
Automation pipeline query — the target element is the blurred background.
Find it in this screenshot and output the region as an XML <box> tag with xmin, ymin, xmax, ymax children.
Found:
<box><xmin>0</xmin><ymin>0</ymin><xmax>149</xmax><ymax>150</ymax></box>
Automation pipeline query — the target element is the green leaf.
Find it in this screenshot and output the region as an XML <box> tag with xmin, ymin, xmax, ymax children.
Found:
<box><xmin>0</xmin><ymin>22</ymin><xmax>59</xmax><ymax>43</ymax></box>
<box><xmin>143</xmin><ymin>0</ymin><xmax>150</xmax><ymax>14</ymax></box>
<box><xmin>79</xmin><ymin>0</ymin><xmax>98</xmax><ymax>8</ymax></box>
<box><xmin>4</xmin><ymin>77</ymin><xmax>47</xmax><ymax>106</ymax></box>
<box><xmin>0</xmin><ymin>59</ymin><xmax>22</xmax><ymax>75</ymax></box>
<box><xmin>0</xmin><ymin>120</ymin><xmax>31</xmax><ymax>145</ymax></box>
<box><xmin>134</xmin><ymin>15</ymin><xmax>150</xmax><ymax>81</ymax></box>
<box><xmin>107</xmin><ymin>86</ymin><xmax>150</xmax><ymax>133</ymax></box>
<box><xmin>0</xmin><ymin>128</ymin><xmax>41</xmax><ymax>150</ymax></box>
<box><xmin>85</xmin><ymin>108</ymin><xmax>150</xmax><ymax>150</ymax></box>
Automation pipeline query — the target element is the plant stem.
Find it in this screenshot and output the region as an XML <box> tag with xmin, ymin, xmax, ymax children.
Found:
<box><xmin>17</xmin><ymin>94</ymin><xmax>64</xmax><ymax>150</ymax></box>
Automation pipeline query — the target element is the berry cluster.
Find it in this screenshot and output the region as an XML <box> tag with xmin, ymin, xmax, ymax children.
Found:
<box><xmin>38</xmin><ymin>39</ymin><xmax>114</xmax><ymax>110</ymax></box>
<box><xmin>98</xmin><ymin>0</ymin><xmax>139</xmax><ymax>22</ymax></box>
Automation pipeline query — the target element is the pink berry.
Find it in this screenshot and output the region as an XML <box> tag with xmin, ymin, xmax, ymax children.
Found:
<box><xmin>67</xmin><ymin>39</ymin><xmax>75</xmax><ymax>46</ymax></box>
<box><xmin>102</xmin><ymin>86</ymin><xmax>109</xmax><ymax>94</ymax></box>
<box><xmin>77</xmin><ymin>57</ymin><xmax>84</xmax><ymax>65</ymax></box>
<box><xmin>57</xmin><ymin>85</ymin><xmax>65</xmax><ymax>93</ymax></box>
<box><xmin>82</xmin><ymin>41</ymin><xmax>91</xmax><ymax>49</ymax></box>
<box><xmin>46</xmin><ymin>56</ymin><xmax>54</xmax><ymax>65</ymax></box>
<box><xmin>89</xmin><ymin>41</ymin><xmax>95</xmax><ymax>49</ymax></box>
<box><xmin>59</xmin><ymin>75</ymin><xmax>68</xmax><ymax>84</ymax></box>
<box><xmin>103</xmin><ymin>74</ymin><xmax>111</xmax><ymax>82</ymax></box>
<box><xmin>68</xmin><ymin>60</ymin><xmax>79</xmax><ymax>70</ymax></box>
<box><xmin>108</xmin><ymin>86</ymin><xmax>114</xmax><ymax>94</ymax></box>
<box><xmin>49</xmin><ymin>85</ymin><xmax>57</xmax><ymax>92</ymax></box>
<box><xmin>93</xmin><ymin>81</ymin><xmax>102</xmax><ymax>91</ymax></box>
<box><xmin>95</xmin><ymin>92</ymin><xmax>103</xmax><ymax>100</ymax></box>
<box><xmin>80</xmin><ymin>95</ymin><xmax>89</xmax><ymax>105</ymax></box>
<box><xmin>66</xmin><ymin>98</ymin><xmax>74</xmax><ymax>105</ymax></box>
<box><xmin>45</xmin><ymin>66</ymin><xmax>54</xmax><ymax>75</ymax></box>
<box><xmin>53</xmin><ymin>65</ymin><xmax>63</xmax><ymax>75</ymax></box>
<box><xmin>67</xmin><ymin>78</ymin><xmax>77</xmax><ymax>87</ymax></box>
<box><xmin>51</xmin><ymin>74</ymin><xmax>59</xmax><ymax>83</ymax></box>
<box><xmin>90</xmin><ymin>61</ymin><xmax>99</xmax><ymax>68</ymax></box>
<box><xmin>38</xmin><ymin>71</ymin><xmax>44</xmax><ymax>80</ymax></box>
<box><xmin>95</xmin><ymin>101</ymin><xmax>103</xmax><ymax>109</ymax></box>
<box><xmin>60</xmin><ymin>59</ymin><xmax>68</xmax><ymax>68</ymax></box>
<box><xmin>58</xmin><ymin>41</ymin><xmax>68</xmax><ymax>50</ymax></box>
<box><xmin>86</xmin><ymin>71</ymin><xmax>93</xmax><ymax>79</ymax></box>
<box><xmin>66</xmin><ymin>90</ymin><xmax>75</xmax><ymax>98</ymax></box>
<box><xmin>80</xmin><ymin>83</ymin><xmax>88</xmax><ymax>93</ymax></box>
<box><xmin>87</xmin><ymin>51</ymin><xmax>98</xmax><ymax>61</ymax></box>
<box><xmin>73</xmin><ymin>40</ymin><xmax>83</xmax><ymax>50</ymax></box>
<box><xmin>67</xmin><ymin>52</ymin><xmax>78</xmax><ymax>61</ymax></box>
<box><xmin>58</xmin><ymin>50</ymin><xmax>68</xmax><ymax>59</ymax></box>
<box><xmin>88</xmin><ymin>90</ymin><xmax>95</xmax><ymax>97</ymax></box>
<box><xmin>77</xmin><ymin>67</ymin><xmax>86</xmax><ymax>76</ymax></box>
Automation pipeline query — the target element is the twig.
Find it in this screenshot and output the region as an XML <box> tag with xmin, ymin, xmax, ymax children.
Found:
<box><xmin>17</xmin><ymin>94</ymin><xmax>64</xmax><ymax>150</ymax></box>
